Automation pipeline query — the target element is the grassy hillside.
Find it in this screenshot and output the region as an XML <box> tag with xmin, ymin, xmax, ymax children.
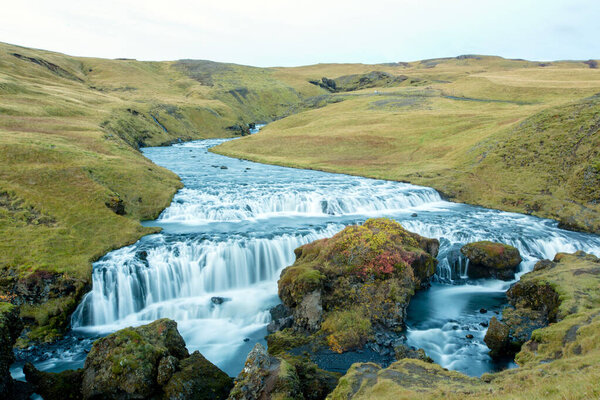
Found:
<box><xmin>1</xmin><ymin>43</ymin><xmax>599</xmax><ymax>343</ymax></box>
<box><xmin>214</xmin><ymin>56</ymin><xmax>600</xmax><ymax>233</ymax></box>
<box><xmin>0</xmin><ymin>41</ymin><xmax>326</xmax><ymax>342</ymax></box>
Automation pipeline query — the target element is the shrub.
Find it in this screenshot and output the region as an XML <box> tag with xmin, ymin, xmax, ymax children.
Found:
<box><xmin>322</xmin><ymin>308</ymin><xmax>372</xmax><ymax>353</ymax></box>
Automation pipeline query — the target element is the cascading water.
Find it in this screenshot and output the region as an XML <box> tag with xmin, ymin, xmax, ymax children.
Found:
<box><xmin>19</xmin><ymin>138</ymin><xmax>600</xmax><ymax>379</ymax></box>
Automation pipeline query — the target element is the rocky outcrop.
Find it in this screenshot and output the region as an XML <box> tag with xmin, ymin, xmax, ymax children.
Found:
<box><xmin>326</xmin><ymin>359</ymin><xmax>481</xmax><ymax>399</ymax></box>
<box><xmin>266</xmin><ymin>304</ymin><xmax>293</xmax><ymax>334</ymax></box>
<box><xmin>277</xmin><ymin>218</ymin><xmax>438</xmax><ymax>354</ymax></box>
<box><xmin>162</xmin><ymin>351</ymin><xmax>233</xmax><ymax>400</ymax></box>
<box><xmin>82</xmin><ymin>319</ymin><xmax>190</xmax><ymax>399</ymax></box>
<box><xmin>229</xmin><ymin>343</ymin><xmax>338</xmax><ymax>400</ymax></box>
<box><xmin>228</xmin><ymin>343</ymin><xmax>301</xmax><ymax>400</ymax></box>
<box><xmin>0</xmin><ymin>303</ymin><xmax>23</xmax><ymax>396</ymax></box>
<box><xmin>309</xmin><ymin>72</ymin><xmax>409</xmax><ymax>92</ymax></box>
<box><xmin>461</xmin><ymin>241</ymin><xmax>522</xmax><ymax>280</ymax></box>
<box><xmin>484</xmin><ymin>252</ymin><xmax>591</xmax><ymax>359</ymax></box>
<box><xmin>24</xmin><ymin>319</ymin><xmax>232</xmax><ymax>400</ymax></box>
<box><xmin>0</xmin><ymin>269</ymin><xmax>88</xmax><ymax>343</ymax></box>
<box><xmin>24</xmin><ymin>363</ymin><xmax>83</xmax><ymax>400</ymax></box>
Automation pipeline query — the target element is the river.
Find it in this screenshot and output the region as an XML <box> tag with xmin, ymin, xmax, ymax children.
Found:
<box><xmin>13</xmin><ymin>138</ymin><xmax>600</xmax><ymax>380</ymax></box>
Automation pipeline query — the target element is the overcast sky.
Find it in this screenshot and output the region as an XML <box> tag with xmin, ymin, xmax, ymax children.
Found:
<box><xmin>1</xmin><ymin>0</ymin><xmax>598</xmax><ymax>67</ymax></box>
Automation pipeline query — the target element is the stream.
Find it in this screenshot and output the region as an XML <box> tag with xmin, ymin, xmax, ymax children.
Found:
<box><xmin>12</xmin><ymin>138</ymin><xmax>600</xmax><ymax>380</ymax></box>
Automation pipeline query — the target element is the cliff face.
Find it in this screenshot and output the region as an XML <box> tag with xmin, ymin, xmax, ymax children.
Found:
<box><xmin>0</xmin><ymin>303</ymin><xmax>23</xmax><ymax>395</ymax></box>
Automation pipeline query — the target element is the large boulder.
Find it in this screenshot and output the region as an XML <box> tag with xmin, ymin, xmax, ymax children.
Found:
<box><xmin>461</xmin><ymin>241</ymin><xmax>522</xmax><ymax>280</ymax></box>
<box><xmin>229</xmin><ymin>343</ymin><xmax>337</xmax><ymax>400</ymax></box>
<box><xmin>82</xmin><ymin>319</ymin><xmax>189</xmax><ymax>399</ymax></box>
<box><xmin>78</xmin><ymin>318</ymin><xmax>231</xmax><ymax>400</ymax></box>
<box><xmin>277</xmin><ymin>218</ymin><xmax>438</xmax><ymax>354</ymax></box>
<box><xmin>0</xmin><ymin>302</ymin><xmax>23</xmax><ymax>396</ymax></box>
<box><xmin>162</xmin><ymin>351</ymin><xmax>233</xmax><ymax>400</ymax></box>
<box><xmin>228</xmin><ymin>343</ymin><xmax>301</xmax><ymax>400</ymax></box>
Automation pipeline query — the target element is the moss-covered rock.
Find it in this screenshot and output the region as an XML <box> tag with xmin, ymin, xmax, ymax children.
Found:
<box><xmin>327</xmin><ymin>359</ymin><xmax>482</xmax><ymax>399</ymax></box>
<box><xmin>228</xmin><ymin>343</ymin><xmax>302</xmax><ymax>400</ymax></box>
<box><xmin>277</xmin><ymin>218</ymin><xmax>438</xmax><ymax>353</ymax></box>
<box><xmin>162</xmin><ymin>351</ymin><xmax>233</xmax><ymax>400</ymax></box>
<box><xmin>229</xmin><ymin>343</ymin><xmax>338</xmax><ymax>400</ymax></box>
<box><xmin>82</xmin><ymin>318</ymin><xmax>189</xmax><ymax>399</ymax></box>
<box><xmin>0</xmin><ymin>302</ymin><xmax>23</xmax><ymax>396</ymax></box>
<box><xmin>461</xmin><ymin>241</ymin><xmax>522</xmax><ymax>280</ymax></box>
<box><xmin>23</xmin><ymin>363</ymin><xmax>83</xmax><ymax>400</ymax></box>
<box><xmin>25</xmin><ymin>319</ymin><xmax>231</xmax><ymax>400</ymax></box>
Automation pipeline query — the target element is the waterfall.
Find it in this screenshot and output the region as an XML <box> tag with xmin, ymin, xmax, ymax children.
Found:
<box><xmin>67</xmin><ymin>138</ymin><xmax>600</xmax><ymax>377</ymax></box>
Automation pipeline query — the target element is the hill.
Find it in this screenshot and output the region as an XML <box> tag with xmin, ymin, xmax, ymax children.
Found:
<box><xmin>214</xmin><ymin>55</ymin><xmax>600</xmax><ymax>234</ymax></box>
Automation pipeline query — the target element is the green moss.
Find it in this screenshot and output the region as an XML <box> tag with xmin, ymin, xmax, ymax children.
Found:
<box><xmin>267</xmin><ymin>329</ymin><xmax>313</xmax><ymax>356</ymax></box>
<box><xmin>321</xmin><ymin>308</ymin><xmax>372</xmax><ymax>353</ymax></box>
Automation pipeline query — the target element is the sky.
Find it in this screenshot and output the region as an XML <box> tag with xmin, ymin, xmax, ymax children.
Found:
<box><xmin>1</xmin><ymin>0</ymin><xmax>599</xmax><ymax>67</ymax></box>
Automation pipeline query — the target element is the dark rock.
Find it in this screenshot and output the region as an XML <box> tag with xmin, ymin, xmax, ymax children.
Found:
<box><xmin>210</xmin><ymin>297</ymin><xmax>231</xmax><ymax>305</ymax></box>
<box><xmin>466</xmin><ymin>334</ymin><xmax>474</xmax><ymax>339</ymax></box>
<box><xmin>105</xmin><ymin>196</ymin><xmax>126</xmax><ymax>215</ymax></box>
<box><xmin>507</xmin><ymin>279</ymin><xmax>560</xmax><ymax>322</ymax></box>
<box><xmin>267</xmin><ymin>304</ymin><xmax>294</xmax><ymax>333</ymax></box>
<box><xmin>137</xmin><ymin>251</ymin><xmax>148</xmax><ymax>262</ymax></box>
<box><xmin>162</xmin><ymin>351</ymin><xmax>233</xmax><ymax>400</ymax></box>
<box><xmin>220</xmin><ymin>166</ymin><xmax>228</xmax><ymax>170</ymax></box>
<box><xmin>480</xmin><ymin>322</ymin><xmax>488</xmax><ymax>327</ymax></box>
<box><xmin>293</xmin><ymin>290</ymin><xmax>323</xmax><ymax>332</ymax></box>
<box><xmin>480</xmin><ymin>308</ymin><xmax>487</xmax><ymax>314</ymax></box>
<box><xmin>24</xmin><ymin>363</ymin><xmax>83</xmax><ymax>400</ymax></box>
<box><xmin>22</xmin><ymin>319</ymin><xmax>231</xmax><ymax>400</ymax></box>
<box><xmin>393</xmin><ymin>344</ymin><xmax>433</xmax><ymax>363</ymax></box>
<box><xmin>484</xmin><ymin>317</ymin><xmax>512</xmax><ymax>357</ymax></box>
<box><xmin>411</xmin><ymin>213</ymin><xmax>418</xmax><ymax>217</ymax></box>
<box><xmin>461</xmin><ymin>241</ymin><xmax>522</xmax><ymax>280</ymax></box>
<box><xmin>278</xmin><ymin>218</ymin><xmax>438</xmax><ymax>354</ymax></box>
<box><xmin>0</xmin><ymin>303</ymin><xmax>23</xmax><ymax>396</ymax></box>
<box><xmin>533</xmin><ymin>259</ymin><xmax>556</xmax><ymax>272</ymax></box>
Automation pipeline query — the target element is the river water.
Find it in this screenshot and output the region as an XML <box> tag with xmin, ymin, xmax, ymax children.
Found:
<box><xmin>14</xmin><ymin>138</ymin><xmax>600</xmax><ymax>379</ymax></box>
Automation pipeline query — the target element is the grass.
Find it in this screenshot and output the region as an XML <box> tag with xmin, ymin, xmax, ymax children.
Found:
<box><xmin>213</xmin><ymin>56</ymin><xmax>600</xmax><ymax>234</ymax></box>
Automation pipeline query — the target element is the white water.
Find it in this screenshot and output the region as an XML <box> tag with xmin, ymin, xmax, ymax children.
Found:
<box><xmin>44</xmin><ymin>138</ymin><xmax>600</xmax><ymax>377</ymax></box>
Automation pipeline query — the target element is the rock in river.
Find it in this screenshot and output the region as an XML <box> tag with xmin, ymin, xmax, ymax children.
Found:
<box><xmin>461</xmin><ymin>240</ymin><xmax>522</xmax><ymax>280</ymax></box>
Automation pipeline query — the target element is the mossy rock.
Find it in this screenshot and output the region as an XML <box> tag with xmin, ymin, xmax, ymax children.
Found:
<box><xmin>162</xmin><ymin>351</ymin><xmax>233</xmax><ymax>400</ymax></box>
<box><xmin>230</xmin><ymin>344</ymin><xmax>338</xmax><ymax>400</ymax></box>
<box><xmin>82</xmin><ymin>318</ymin><xmax>189</xmax><ymax>399</ymax></box>
<box><xmin>24</xmin><ymin>362</ymin><xmax>83</xmax><ymax>400</ymax></box>
<box><xmin>327</xmin><ymin>359</ymin><xmax>482</xmax><ymax>399</ymax></box>
<box><xmin>228</xmin><ymin>343</ymin><xmax>302</xmax><ymax>400</ymax></box>
<box><xmin>277</xmin><ymin>218</ymin><xmax>438</xmax><ymax>353</ymax></box>
<box><xmin>461</xmin><ymin>241</ymin><xmax>522</xmax><ymax>280</ymax></box>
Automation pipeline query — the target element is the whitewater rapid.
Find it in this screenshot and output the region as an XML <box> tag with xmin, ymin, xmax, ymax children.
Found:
<box><xmin>25</xmin><ymin>138</ymin><xmax>600</xmax><ymax>378</ymax></box>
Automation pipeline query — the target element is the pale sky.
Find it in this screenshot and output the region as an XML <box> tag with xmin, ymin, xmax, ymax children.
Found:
<box><xmin>1</xmin><ymin>0</ymin><xmax>598</xmax><ymax>67</ymax></box>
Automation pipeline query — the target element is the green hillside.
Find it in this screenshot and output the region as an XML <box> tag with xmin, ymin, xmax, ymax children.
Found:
<box><xmin>214</xmin><ymin>56</ymin><xmax>600</xmax><ymax>233</ymax></box>
<box><xmin>0</xmin><ymin>41</ymin><xmax>320</xmax><ymax>342</ymax></box>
